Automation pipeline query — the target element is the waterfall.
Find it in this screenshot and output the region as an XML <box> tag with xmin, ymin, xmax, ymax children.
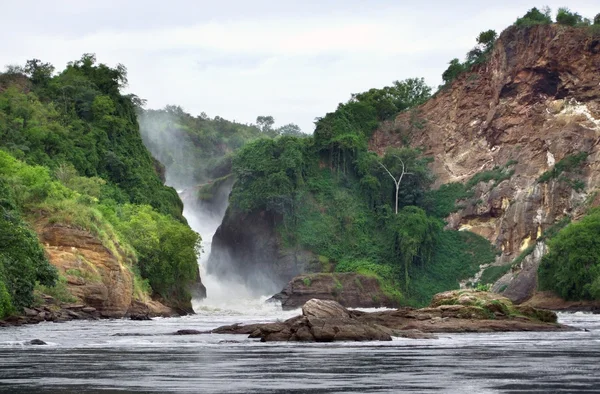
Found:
<box><xmin>178</xmin><ymin>186</ymin><xmax>281</xmax><ymax>315</ymax></box>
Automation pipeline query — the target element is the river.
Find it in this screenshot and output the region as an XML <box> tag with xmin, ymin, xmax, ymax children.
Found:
<box><xmin>0</xmin><ymin>309</ymin><xmax>599</xmax><ymax>393</ymax></box>
<box><xmin>2</xmin><ymin>185</ymin><xmax>599</xmax><ymax>393</ymax></box>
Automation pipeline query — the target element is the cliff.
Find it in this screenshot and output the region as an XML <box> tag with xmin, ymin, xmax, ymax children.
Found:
<box><xmin>370</xmin><ymin>25</ymin><xmax>600</xmax><ymax>303</ymax></box>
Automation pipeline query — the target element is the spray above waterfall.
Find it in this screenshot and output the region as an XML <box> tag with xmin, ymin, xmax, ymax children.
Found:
<box><xmin>138</xmin><ymin>109</ymin><xmax>281</xmax><ymax>311</ymax></box>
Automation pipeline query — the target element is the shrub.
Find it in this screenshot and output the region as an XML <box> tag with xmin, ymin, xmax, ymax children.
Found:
<box><xmin>538</xmin><ymin>209</ymin><xmax>600</xmax><ymax>300</ymax></box>
<box><xmin>515</xmin><ymin>7</ymin><xmax>553</xmax><ymax>26</ymax></box>
<box><xmin>556</xmin><ymin>7</ymin><xmax>584</xmax><ymax>26</ymax></box>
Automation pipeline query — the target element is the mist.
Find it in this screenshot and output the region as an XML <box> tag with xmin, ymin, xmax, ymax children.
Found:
<box><xmin>138</xmin><ymin>109</ymin><xmax>282</xmax><ymax>310</ymax></box>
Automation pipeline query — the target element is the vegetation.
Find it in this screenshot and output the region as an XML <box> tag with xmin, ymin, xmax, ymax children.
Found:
<box><xmin>227</xmin><ymin>79</ymin><xmax>497</xmax><ymax>307</ymax></box>
<box><xmin>138</xmin><ymin>107</ymin><xmax>301</xmax><ymax>188</ymax></box>
<box><xmin>539</xmin><ymin>208</ymin><xmax>600</xmax><ymax>300</ymax></box>
<box><xmin>515</xmin><ymin>7</ymin><xmax>553</xmax><ymax>26</ymax></box>
<box><xmin>0</xmin><ymin>56</ymin><xmax>202</xmax><ymax>315</ymax></box>
<box><xmin>537</xmin><ymin>152</ymin><xmax>587</xmax><ymax>185</ymax></box>
<box><xmin>479</xmin><ymin>265</ymin><xmax>512</xmax><ymax>286</ymax></box>
<box><xmin>440</xmin><ymin>30</ymin><xmax>497</xmax><ymax>87</ymax></box>
<box><xmin>0</xmin><ymin>180</ymin><xmax>58</xmax><ymax>318</ymax></box>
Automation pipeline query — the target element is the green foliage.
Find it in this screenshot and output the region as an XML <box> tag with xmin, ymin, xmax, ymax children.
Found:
<box><xmin>36</xmin><ymin>275</ymin><xmax>76</xmax><ymax>304</ymax></box>
<box><xmin>314</xmin><ymin>78</ymin><xmax>431</xmax><ymax>158</ymax></box>
<box><xmin>515</xmin><ymin>7</ymin><xmax>553</xmax><ymax>27</ymax></box>
<box><xmin>302</xmin><ymin>277</ymin><xmax>312</xmax><ymax>287</ymax></box>
<box><xmin>537</xmin><ymin>152</ymin><xmax>588</xmax><ymax>186</ymax></box>
<box><xmin>595</xmin><ymin>13</ymin><xmax>600</xmax><ymax>25</ymax></box>
<box><xmin>0</xmin><ymin>55</ymin><xmax>204</xmax><ymax>310</ymax></box>
<box><xmin>440</xmin><ymin>29</ymin><xmax>497</xmax><ymax>88</ymax></box>
<box><xmin>466</xmin><ymin>164</ymin><xmax>515</xmax><ymax>189</ymax></box>
<box><xmin>423</xmin><ymin>182</ymin><xmax>470</xmax><ymax>218</ymax></box>
<box><xmin>0</xmin><ymin>179</ymin><xmax>58</xmax><ymax>317</ymax></box>
<box><xmin>556</xmin><ymin>7</ymin><xmax>585</xmax><ymax>26</ymax></box>
<box><xmin>230</xmin><ymin>136</ymin><xmax>308</xmax><ymax>213</ymax></box>
<box><xmin>479</xmin><ymin>264</ymin><xmax>512</xmax><ymax>285</ymax></box>
<box><xmin>442</xmin><ymin>59</ymin><xmax>466</xmax><ymax>85</ymax></box>
<box><xmin>407</xmin><ymin>230</ymin><xmax>497</xmax><ymax>306</ymax></box>
<box><xmin>106</xmin><ymin>204</ymin><xmax>200</xmax><ymax>301</ymax></box>
<box><xmin>539</xmin><ymin>208</ymin><xmax>600</xmax><ymax>300</ymax></box>
<box><xmin>0</xmin><ymin>55</ymin><xmax>184</xmax><ymax>221</ymax></box>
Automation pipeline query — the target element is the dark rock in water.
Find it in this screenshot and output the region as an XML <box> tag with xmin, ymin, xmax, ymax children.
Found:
<box><xmin>129</xmin><ymin>314</ymin><xmax>152</xmax><ymax>321</ymax></box>
<box><xmin>29</xmin><ymin>339</ymin><xmax>47</xmax><ymax>345</ymax></box>
<box><xmin>270</xmin><ymin>273</ymin><xmax>400</xmax><ymax>310</ymax></box>
<box><xmin>213</xmin><ymin>299</ymin><xmax>392</xmax><ymax>342</ymax></box>
<box><xmin>172</xmin><ymin>329</ymin><xmax>206</xmax><ymax>335</ymax></box>
<box><xmin>213</xmin><ymin>292</ymin><xmax>573</xmax><ymax>342</ymax></box>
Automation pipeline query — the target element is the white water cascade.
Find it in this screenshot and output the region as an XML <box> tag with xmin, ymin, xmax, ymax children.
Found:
<box><xmin>178</xmin><ymin>188</ymin><xmax>283</xmax><ymax>316</ymax></box>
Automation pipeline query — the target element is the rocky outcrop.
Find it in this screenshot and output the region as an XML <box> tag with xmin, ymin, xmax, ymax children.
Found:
<box><xmin>269</xmin><ymin>273</ymin><xmax>399</xmax><ymax>309</ymax></box>
<box><xmin>213</xmin><ymin>290</ymin><xmax>571</xmax><ymax>342</ymax></box>
<box><xmin>208</xmin><ymin>209</ymin><xmax>318</xmax><ymax>294</ymax></box>
<box><xmin>214</xmin><ymin>298</ymin><xmax>393</xmax><ymax>342</ymax></box>
<box><xmin>36</xmin><ymin>222</ymin><xmax>177</xmax><ymax>319</ymax></box>
<box><xmin>370</xmin><ymin>25</ymin><xmax>600</xmax><ymax>303</ymax></box>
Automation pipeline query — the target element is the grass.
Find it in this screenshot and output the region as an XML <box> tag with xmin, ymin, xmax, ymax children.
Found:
<box><xmin>35</xmin><ymin>276</ymin><xmax>77</xmax><ymax>304</ymax></box>
<box><xmin>302</xmin><ymin>277</ymin><xmax>312</xmax><ymax>287</ymax></box>
<box><xmin>479</xmin><ymin>264</ymin><xmax>512</xmax><ymax>285</ymax></box>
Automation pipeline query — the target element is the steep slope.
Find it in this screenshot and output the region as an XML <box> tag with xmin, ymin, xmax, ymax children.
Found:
<box><xmin>371</xmin><ymin>24</ymin><xmax>600</xmax><ymax>303</ymax></box>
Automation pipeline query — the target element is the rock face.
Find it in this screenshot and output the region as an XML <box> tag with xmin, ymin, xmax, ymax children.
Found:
<box><xmin>269</xmin><ymin>273</ymin><xmax>399</xmax><ymax>309</ymax></box>
<box><xmin>36</xmin><ymin>222</ymin><xmax>177</xmax><ymax>319</ymax></box>
<box><xmin>370</xmin><ymin>25</ymin><xmax>600</xmax><ymax>303</ymax></box>
<box><xmin>212</xmin><ymin>291</ymin><xmax>570</xmax><ymax>342</ymax></box>
<box><xmin>209</xmin><ymin>209</ymin><xmax>317</xmax><ymax>294</ymax></box>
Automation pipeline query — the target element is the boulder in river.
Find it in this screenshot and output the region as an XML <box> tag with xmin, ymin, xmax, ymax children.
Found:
<box><xmin>213</xmin><ymin>291</ymin><xmax>573</xmax><ymax>342</ymax></box>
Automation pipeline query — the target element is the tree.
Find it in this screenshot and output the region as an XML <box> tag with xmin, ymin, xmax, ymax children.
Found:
<box><xmin>442</xmin><ymin>59</ymin><xmax>465</xmax><ymax>85</ymax></box>
<box><xmin>256</xmin><ymin>115</ymin><xmax>275</xmax><ymax>133</ymax></box>
<box><xmin>378</xmin><ymin>156</ymin><xmax>412</xmax><ymax>215</ymax></box>
<box><xmin>515</xmin><ymin>7</ymin><xmax>553</xmax><ymax>26</ymax></box>
<box><xmin>595</xmin><ymin>13</ymin><xmax>600</xmax><ymax>25</ymax></box>
<box><xmin>556</xmin><ymin>7</ymin><xmax>584</xmax><ymax>26</ymax></box>
<box><xmin>277</xmin><ymin>123</ymin><xmax>305</xmax><ymax>137</ymax></box>
<box><xmin>477</xmin><ymin>30</ymin><xmax>497</xmax><ymax>51</ymax></box>
<box><xmin>23</xmin><ymin>59</ymin><xmax>55</xmax><ymax>86</ymax></box>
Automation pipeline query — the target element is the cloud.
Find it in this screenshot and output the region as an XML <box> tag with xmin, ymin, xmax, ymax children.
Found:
<box><xmin>1</xmin><ymin>0</ymin><xmax>598</xmax><ymax>133</ymax></box>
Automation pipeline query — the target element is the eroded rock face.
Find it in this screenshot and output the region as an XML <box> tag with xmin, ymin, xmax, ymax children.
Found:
<box><xmin>36</xmin><ymin>223</ymin><xmax>177</xmax><ymax>319</ymax></box>
<box><xmin>269</xmin><ymin>273</ymin><xmax>399</xmax><ymax>310</ymax></box>
<box><xmin>370</xmin><ymin>25</ymin><xmax>600</xmax><ymax>302</ymax></box>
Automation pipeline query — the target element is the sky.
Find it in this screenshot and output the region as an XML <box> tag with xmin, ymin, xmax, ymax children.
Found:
<box><xmin>1</xmin><ymin>1</ymin><xmax>598</xmax><ymax>133</ymax></box>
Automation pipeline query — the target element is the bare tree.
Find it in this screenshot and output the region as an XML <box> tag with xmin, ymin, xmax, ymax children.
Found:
<box><xmin>378</xmin><ymin>157</ymin><xmax>413</xmax><ymax>214</ymax></box>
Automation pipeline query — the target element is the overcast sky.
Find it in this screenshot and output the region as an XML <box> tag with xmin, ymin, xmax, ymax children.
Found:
<box><xmin>1</xmin><ymin>1</ymin><xmax>598</xmax><ymax>133</ymax></box>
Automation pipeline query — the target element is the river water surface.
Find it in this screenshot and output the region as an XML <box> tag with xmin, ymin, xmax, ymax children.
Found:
<box><xmin>0</xmin><ymin>309</ymin><xmax>599</xmax><ymax>393</ymax></box>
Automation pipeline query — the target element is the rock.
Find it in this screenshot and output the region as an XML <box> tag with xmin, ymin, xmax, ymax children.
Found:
<box><xmin>81</xmin><ymin>307</ymin><xmax>96</xmax><ymax>313</ymax></box>
<box><xmin>129</xmin><ymin>314</ymin><xmax>151</xmax><ymax>321</ymax></box>
<box><xmin>28</xmin><ymin>339</ymin><xmax>47</xmax><ymax>345</ymax></box>
<box><xmin>213</xmin><ymin>292</ymin><xmax>571</xmax><ymax>342</ymax></box>
<box><xmin>23</xmin><ymin>308</ymin><xmax>38</xmax><ymax>317</ymax></box>
<box><xmin>269</xmin><ymin>273</ymin><xmax>400</xmax><ymax>310</ymax></box>
<box><xmin>369</xmin><ymin>25</ymin><xmax>600</xmax><ymax>305</ymax></box>
<box><xmin>302</xmin><ymin>299</ymin><xmax>350</xmax><ymax>319</ymax></box>
<box><xmin>62</xmin><ymin>304</ymin><xmax>85</xmax><ymax>310</ymax></box>
<box><xmin>172</xmin><ymin>329</ymin><xmax>206</xmax><ymax>335</ymax></box>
